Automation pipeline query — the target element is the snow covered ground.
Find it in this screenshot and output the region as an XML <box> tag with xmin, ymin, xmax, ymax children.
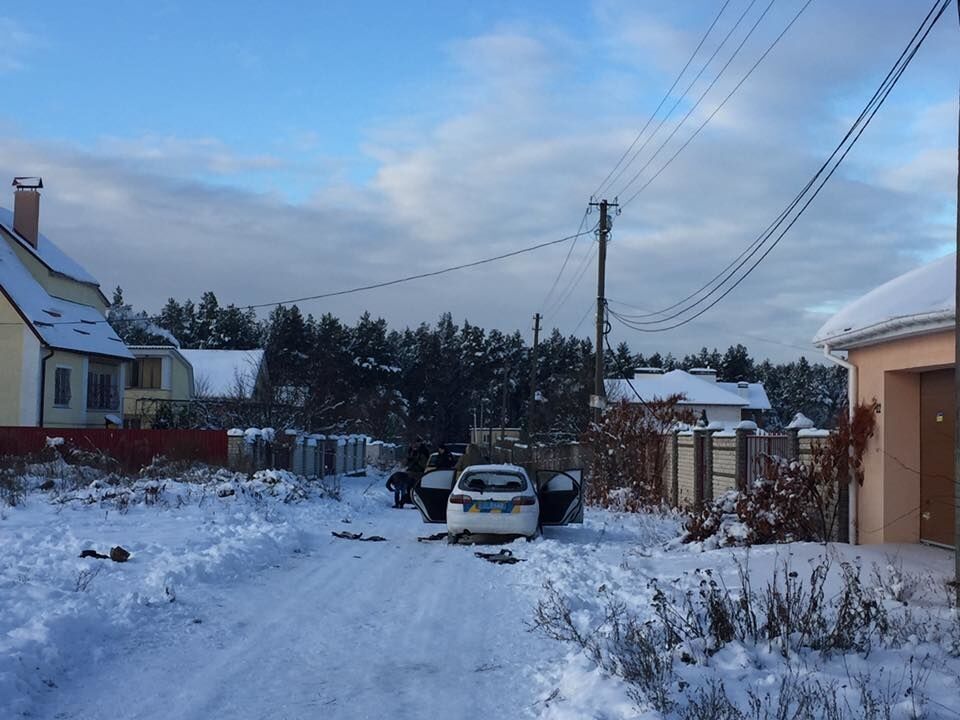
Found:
<box><xmin>2</xmin><ymin>463</ymin><xmax>958</xmax><ymax>719</ymax></box>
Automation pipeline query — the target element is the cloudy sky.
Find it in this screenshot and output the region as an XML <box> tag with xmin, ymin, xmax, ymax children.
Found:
<box><xmin>1</xmin><ymin>0</ymin><xmax>956</xmax><ymax>362</ymax></box>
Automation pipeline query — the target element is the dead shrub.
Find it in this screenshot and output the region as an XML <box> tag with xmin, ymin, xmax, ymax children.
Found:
<box><xmin>583</xmin><ymin>395</ymin><xmax>693</xmax><ymax>510</ymax></box>
<box><xmin>532</xmin><ymin>557</ymin><xmax>908</xmax><ymax>716</ymax></box>
<box><xmin>685</xmin><ymin>402</ymin><xmax>877</xmax><ymax>546</ymax></box>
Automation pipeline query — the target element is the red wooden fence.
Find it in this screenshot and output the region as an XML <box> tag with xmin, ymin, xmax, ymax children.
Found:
<box><xmin>0</xmin><ymin>427</ymin><xmax>228</xmax><ymax>471</ymax></box>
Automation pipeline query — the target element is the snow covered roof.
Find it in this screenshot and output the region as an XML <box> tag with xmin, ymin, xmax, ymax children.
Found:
<box><xmin>179</xmin><ymin>349</ymin><xmax>265</xmax><ymax>398</ymax></box>
<box><xmin>0</xmin><ymin>207</ymin><xmax>99</xmax><ymax>286</ymax></box>
<box><xmin>606</xmin><ymin>369</ymin><xmax>770</xmax><ymax>409</ymax></box>
<box><xmin>813</xmin><ymin>253</ymin><xmax>954</xmax><ymax>350</ymax></box>
<box><xmin>717</xmin><ymin>381</ymin><xmax>771</xmax><ymax>411</ymax></box>
<box><xmin>0</xmin><ymin>232</ymin><xmax>132</xmax><ymax>359</ymax></box>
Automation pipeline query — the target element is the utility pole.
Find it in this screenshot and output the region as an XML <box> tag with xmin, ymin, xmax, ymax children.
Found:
<box><xmin>528</xmin><ymin>312</ymin><xmax>541</xmax><ymax>442</ymax></box>
<box><xmin>954</xmin><ymin>58</ymin><xmax>959</xmax><ymax>607</ymax></box>
<box><xmin>500</xmin><ymin>367</ymin><xmax>508</xmax><ymax>443</ymax></box>
<box><xmin>590</xmin><ymin>198</ymin><xmax>617</xmax><ymax>423</ymax></box>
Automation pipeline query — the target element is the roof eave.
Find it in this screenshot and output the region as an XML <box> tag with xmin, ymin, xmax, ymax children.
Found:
<box><xmin>813</xmin><ymin>311</ymin><xmax>954</xmax><ymax>351</ymax></box>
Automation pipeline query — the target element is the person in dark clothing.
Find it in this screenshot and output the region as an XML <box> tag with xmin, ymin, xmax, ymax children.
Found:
<box><xmin>433</xmin><ymin>443</ymin><xmax>457</xmax><ymax>470</ymax></box>
<box><xmin>385</xmin><ymin>470</ymin><xmax>413</xmax><ymax>508</ymax></box>
<box><xmin>406</xmin><ymin>436</ymin><xmax>430</xmax><ymax>476</ymax></box>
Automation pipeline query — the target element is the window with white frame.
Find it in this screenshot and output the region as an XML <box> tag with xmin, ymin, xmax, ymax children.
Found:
<box><xmin>54</xmin><ymin>367</ymin><xmax>71</xmax><ymax>406</ymax></box>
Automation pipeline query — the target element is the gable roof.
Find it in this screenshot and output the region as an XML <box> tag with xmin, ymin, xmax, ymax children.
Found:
<box><xmin>178</xmin><ymin>349</ymin><xmax>265</xmax><ymax>398</ymax></box>
<box><xmin>0</xmin><ymin>233</ymin><xmax>132</xmax><ymax>359</ymax></box>
<box><xmin>0</xmin><ymin>207</ymin><xmax>99</xmax><ymax>286</ymax></box>
<box><xmin>813</xmin><ymin>253</ymin><xmax>954</xmax><ymax>350</ymax></box>
<box><xmin>606</xmin><ymin>369</ymin><xmax>769</xmax><ymax>409</ymax></box>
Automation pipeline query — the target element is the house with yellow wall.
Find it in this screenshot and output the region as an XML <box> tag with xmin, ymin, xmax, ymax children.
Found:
<box><xmin>123</xmin><ymin>346</ymin><xmax>195</xmax><ymax>428</ymax></box>
<box><xmin>0</xmin><ymin>178</ymin><xmax>132</xmax><ymax>428</ymax></box>
<box><xmin>814</xmin><ymin>252</ymin><xmax>955</xmax><ymax>549</ymax></box>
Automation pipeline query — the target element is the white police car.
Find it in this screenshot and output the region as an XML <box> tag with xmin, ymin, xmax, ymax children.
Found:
<box><xmin>411</xmin><ymin>463</ymin><xmax>583</xmax><ymax>540</ymax></box>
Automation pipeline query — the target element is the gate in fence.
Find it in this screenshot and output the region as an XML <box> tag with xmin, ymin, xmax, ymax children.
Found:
<box><xmin>744</xmin><ymin>434</ymin><xmax>791</xmax><ymax>488</ymax></box>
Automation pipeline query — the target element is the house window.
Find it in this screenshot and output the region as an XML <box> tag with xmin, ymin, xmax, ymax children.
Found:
<box><xmin>54</xmin><ymin>367</ymin><xmax>71</xmax><ymax>406</ymax></box>
<box><xmin>127</xmin><ymin>358</ymin><xmax>162</xmax><ymax>389</ymax></box>
<box><xmin>87</xmin><ymin>371</ymin><xmax>119</xmax><ymax>411</ymax></box>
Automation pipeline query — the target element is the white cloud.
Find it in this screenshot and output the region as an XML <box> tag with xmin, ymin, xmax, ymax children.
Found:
<box><xmin>0</xmin><ymin>2</ymin><xmax>956</xmax><ymax>363</ymax></box>
<box><xmin>0</xmin><ymin>17</ymin><xmax>42</xmax><ymax>73</ymax></box>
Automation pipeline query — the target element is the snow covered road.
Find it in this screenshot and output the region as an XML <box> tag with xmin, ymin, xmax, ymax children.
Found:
<box><xmin>21</xmin><ymin>479</ymin><xmax>568</xmax><ymax>720</ymax></box>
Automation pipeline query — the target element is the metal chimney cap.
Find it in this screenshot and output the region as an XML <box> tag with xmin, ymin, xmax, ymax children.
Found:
<box><xmin>12</xmin><ymin>176</ymin><xmax>43</xmax><ymax>189</ymax></box>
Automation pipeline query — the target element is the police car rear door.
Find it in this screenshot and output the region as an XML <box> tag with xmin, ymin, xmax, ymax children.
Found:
<box><xmin>536</xmin><ymin>469</ymin><xmax>584</xmax><ymax>525</ymax></box>
<box><xmin>411</xmin><ymin>469</ymin><xmax>456</xmax><ymax>523</ymax></box>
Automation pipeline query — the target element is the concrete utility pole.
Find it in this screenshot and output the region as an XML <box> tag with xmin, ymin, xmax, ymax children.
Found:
<box><xmin>590</xmin><ymin>199</ymin><xmax>617</xmax><ymax>423</ymax></box>
<box><xmin>528</xmin><ymin>312</ymin><xmax>541</xmax><ymax>441</ymax></box>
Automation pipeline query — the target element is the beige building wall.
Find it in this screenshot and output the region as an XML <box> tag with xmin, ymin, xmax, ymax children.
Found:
<box><xmin>40</xmin><ymin>352</ymin><xmax>126</xmax><ymax>428</ymax></box>
<box><xmin>0</xmin><ymin>294</ymin><xmax>41</xmax><ymax>425</ymax></box>
<box><xmin>42</xmin><ymin>350</ymin><xmax>88</xmax><ymax>428</ymax></box>
<box><xmin>848</xmin><ymin>330</ymin><xmax>953</xmax><ymax>544</ymax></box>
<box><xmin>2</xmin><ymin>234</ymin><xmax>107</xmax><ymax>310</ymax></box>
<box><xmin>124</xmin><ymin>351</ymin><xmax>193</xmax><ymax>427</ymax></box>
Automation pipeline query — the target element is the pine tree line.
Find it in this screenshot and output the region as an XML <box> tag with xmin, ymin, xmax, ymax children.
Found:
<box><xmin>108</xmin><ymin>288</ymin><xmax>846</xmax><ymax>440</ymax></box>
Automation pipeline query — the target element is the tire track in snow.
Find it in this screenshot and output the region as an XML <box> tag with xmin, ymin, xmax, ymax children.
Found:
<box><xmin>35</xmin><ymin>498</ymin><xmax>556</xmax><ymax>720</ymax></box>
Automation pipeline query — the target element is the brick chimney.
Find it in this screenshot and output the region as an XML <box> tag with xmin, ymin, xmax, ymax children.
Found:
<box><xmin>12</xmin><ymin>177</ymin><xmax>43</xmax><ymax>249</ymax></box>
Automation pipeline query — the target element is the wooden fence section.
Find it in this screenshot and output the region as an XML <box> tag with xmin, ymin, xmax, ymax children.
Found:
<box><xmin>0</xmin><ymin>427</ymin><xmax>228</xmax><ymax>471</ymax></box>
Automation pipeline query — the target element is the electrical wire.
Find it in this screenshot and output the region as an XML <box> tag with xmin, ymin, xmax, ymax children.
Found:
<box><xmin>614</xmin><ymin>0</ymin><xmax>781</xmax><ymax>203</ymax></box>
<box><xmin>571</xmin><ymin>300</ymin><xmax>595</xmax><ymax>336</ymax></box>
<box><xmin>608</xmin><ymin>0</ymin><xmax>950</xmax><ymax>333</ymax></box>
<box><xmin>603</xmin><ymin>333</ymin><xmax>655</xmax><ymax>411</ymax></box>
<box><xmin>2</xmin><ymin>225</ymin><xmax>599</xmax><ymax>327</ymax></box>
<box><xmin>614</xmin><ymin>0</ymin><xmax>938</xmax><ymax>322</ymax></box>
<box><xmin>592</xmin><ymin>0</ymin><xmax>732</xmax><ymax>199</ymax></box>
<box><xmin>619</xmin><ymin>0</ymin><xmax>814</xmax><ymax>208</ymax></box>
<box><xmin>600</xmin><ymin>0</ymin><xmax>759</xmax><ymax>200</ymax></box>
<box><xmin>606</xmin><ymin>298</ymin><xmax>820</xmax><ymax>353</ymax></box>
<box><xmin>545</xmin><ymin>239</ymin><xmax>597</xmax><ymax>319</ymax></box>
<box><xmin>539</xmin><ymin>207</ymin><xmax>591</xmax><ymax>315</ymax></box>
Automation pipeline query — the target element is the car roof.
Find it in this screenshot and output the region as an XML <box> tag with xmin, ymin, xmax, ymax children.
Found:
<box><xmin>461</xmin><ymin>463</ymin><xmax>528</xmax><ymax>476</ymax></box>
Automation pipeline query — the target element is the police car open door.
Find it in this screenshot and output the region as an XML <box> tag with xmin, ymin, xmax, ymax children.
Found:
<box><xmin>536</xmin><ymin>469</ymin><xmax>584</xmax><ymax>525</ymax></box>
<box><xmin>411</xmin><ymin>469</ymin><xmax>456</xmax><ymax>523</ymax></box>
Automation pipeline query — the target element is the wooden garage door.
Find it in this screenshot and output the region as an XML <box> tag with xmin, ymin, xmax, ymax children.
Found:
<box><xmin>920</xmin><ymin>369</ymin><xmax>955</xmax><ymax>547</ymax></box>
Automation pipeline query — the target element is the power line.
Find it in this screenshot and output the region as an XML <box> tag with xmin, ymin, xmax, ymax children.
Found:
<box><xmin>544</xmin><ymin>237</ymin><xmax>598</xmax><ymax>318</ymax></box>
<box><xmin>571</xmin><ymin>300</ymin><xmax>595</xmax><ymax>336</ymax></box>
<box><xmin>2</xmin><ymin>226</ymin><xmax>598</xmax><ymax>327</ymax></box>
<box><xmin>592</xmin><ymin>0</ymin><xmax>733</xmax><ymax>199</ymax></box>
<box><xmin>603</xmin><ymin>333</ymin><xmax>655</xmax><ymax>412</ymax></box>
<box><xmin>616</xmin><ymin>0</ymin><xmax>939</xmax><ymax>323</ymax></box>
<box><xmin>609</xmin><ymin>0</ymin><xmax>950</xmax><ymax>333</ymax></box>
<box><xmin>601</xmin><ymin>0</ymin><xmax>760</xmax><ymax>199</ymax></box>
<box><xmin>539</xmin><ymin>207</ymin><xmax>591</xmax><ymax>314</ymax></box>
<box><xmin>616</xmin><ymin>0</ymin><xmax>809</xmax><ymax>205</ymax></box>
<box><xmin>606</xmin><ymin>298</ymin><xmax>821</xmax><ymax>353</ymax></box>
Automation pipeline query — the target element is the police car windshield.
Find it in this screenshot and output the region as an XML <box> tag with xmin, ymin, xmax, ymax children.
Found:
<box><xmin>458</xmin><ymin>471</ymin><xmax>526</xmax><ymax>493</ymax></box>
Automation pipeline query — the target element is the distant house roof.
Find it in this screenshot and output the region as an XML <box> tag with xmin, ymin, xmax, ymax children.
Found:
<box><xmin>0</xmin><ymin>207</ymin><xmax>99</xmax><ymax>286</ymax></box>
<box><xmin>606</xmin><ymin>369</ymin><xmax>770</xmax><ymax>410</ymax></box>
<box><xmin>813</xmin><ymin>252</ymin><xmax>954</xmax><ymax>350</ymax></box>
<box><xmin>178</xmin><ymin>349</ymin><xmax>265</xmax><ymax>399</ymax></box>
<box><xmin>717</xmin><ymin>381</ymin><xmax>771</xmax><ymax>410</ymax></box>
<box><xmin>0</xmin><ymin>229</ymin><xmax>132</xmax><ymax>359</ymax></box>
